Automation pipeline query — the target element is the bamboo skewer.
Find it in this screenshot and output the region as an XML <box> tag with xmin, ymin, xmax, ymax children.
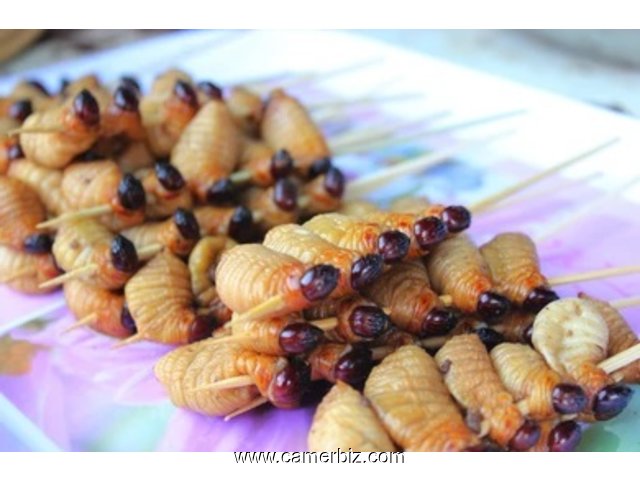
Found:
<box><xmin>599</xmin><ymin>344</ymin><xmax>640</xmax><ymax>375</ymax></box>
<box><xmin>224</xmin><ymin>396</ymin><xmax>269</xmax><ymax>421</ymax></box>
<box><xmin>62</xmin><ymin>313</ymin><xmax>97</xmax><ymax>334</ymax></box>
<box><xmin>38</xmin><ymin>264</ymin><xmax>97</xmax><ymax>289</ymax></box>
<box><xmin>193</xmin><ymin>375</ymin><xmax>255</xmax><ymax>392</ymax></box>
<box><xmin>610</xmin><ymin>296</ymin><xmax>640</xmax><ymax>310</ymax></box>
<box><xmin>37</xmin><ymin>205</ymin><xmax>114</xmax><ymax>229</ymax></box>
<box><xmin>548</xmin><ymin>265</ymin><xmax>640</xmax><ymax>287</ymax></box>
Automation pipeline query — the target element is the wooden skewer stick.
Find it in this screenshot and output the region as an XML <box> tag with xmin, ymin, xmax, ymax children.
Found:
<box><xmin>548</xmin><ymin>265</ymin><xmax>640</xmax><ymax>287</ymax></box>
<box><xmin>193</xmin><ymin>375</ymin><xmax>254</xmax><ymax>392</ymax></box>
<box><xmin>0</xmin><ymin>297</ymin><xmax>67</xmax><ymax>337</ymax></box>
<box><xmin>37</xmin><ymin>205</ymin><xmax>112</xmax><ymax>229</ymax></box>
<box><xmin>110</xmin><ymin>333</ymin><xmax>144</xmax><ymax>349</ymax></box>
<box><xmin>38</xmin><ymin>264</ymin><xmax>97</xmax><ymax>289</ymax></box>
<box><xmin>599</xmin><ymin>344</ymin><xmax>640</xmax><ymax>375</ymax></box>
<box><xmin>470</xmin><ymin>138</ymin><xmax>619</xmax><ymax>214</ymax></box>
<box><xmin>224</xmin><ymin>396</ymin><xmax>269</xmax><ymax>421</ymax></box>
<box><xmin>61</xmin><ymin>313</ymin><xmax>97</xmax><ymax>334</ymax></box>
<box><xmin>6</xmin><ymin>127</ymin><xmax>65</xmax><ymax>136</ymax></box>
<box><xmin>610</xmin><ymin>296</ymin><xmax>640</xmax><ymax>310</ymax></box>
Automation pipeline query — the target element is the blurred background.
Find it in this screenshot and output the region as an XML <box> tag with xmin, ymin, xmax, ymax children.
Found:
<box><xmin>1</xmin><ymin>29</ymin><xmax>640</xmax><ymax>116</ymax></box>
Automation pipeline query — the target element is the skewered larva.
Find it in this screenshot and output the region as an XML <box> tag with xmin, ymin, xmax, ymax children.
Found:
<box><xmin>241</xmin><ymin>179</ymin><xmax>300</xmax><ymax>231</ymax></box>
<box><xmin>364</xmin><ymin>345</ymin><xmax>479</xmax><ymax>452</ymax></box>
<box><xmin>1</xmin><ymin>97</ymin><xmax>33</xmax><ymax>124</ymax></box>
<box><xmin>364</xmin><ymin>260</ymin><xmax>457</xmax><ymax>337</ymax></box>
<box><xmin>490</xmin><ymin>343</ymin><xmax>588</xmax><ymax>420</ymax></box>
<box><xmin>134</xmin><ymin>163</ymin><xmax>193</xmax><ymax>219</ymax></box>
<box><xmin>480</xmin><ymin>232</ymin><xmax>558</xmax><ymax>312</ymax></box>
<box><xmin>529</xmin><ymin>420</ymin><xmax>583</xmax><ymax>452</ymax></box>
<box><xmin>140</xmin><ymin>74</ymin><xmax>200</xmax><ymax>157</ymax></box>
<box><xmin>303</xmin><ymin>213</ymin><xmax>411</xmax><ymax>264</ymax></box>
<box><xmin>63</xmin><ymin>280</ymin><xmax>134</xmax><ymax>338</ymax></box>
<box><xmin>425</xmin><ymin>234</ymin><xmax>511</xmax><ymax>320</ymax></box>
<box><xmin>50</xmin><ymin>218</ymin><xmax>138</xmax><ymax>290</ymax></box>
<box><xmin>125</xmin><ymin>251</ymin><xmax>215</xmax><ymax>344</ymax></box>
<box><xmin>121</xmin><ymin>208</ymin><xmax>200</xmax><ymax>258</ymax></box>
<box><xmin>308</xmin><ymin>343</ymin><xmax>373</xmax><ymax>387</ymax></box>
<box><xmin>226</xmin><ymin>86</ymin><xmax>264</xmax><ymax>136</ymax></box>
<box><xmin>308</xmin><ymin>382</ymin><xmax>397</xmax><ymax>452</ymax></box>
<box><xmin>171</xmin><ymin>100</ymin><xmax>242</xmax><ymax>203</ymax></box>
<box><xmin>196</xmin><ymin>80</ymin><xmax>223</xmax><ymax>105</ymax></box>
<box><xmin>435</xmin><ymin>334</ymin><xmax>540</xmax><ymax>450</ymax></box>
<box><xmin>215</xmin><ymin>244</ymin><xmax>339</xmax><ymax>317</ymax></box>
<box><xmin>98</xmin><ymin>85</ymin><xmax>145</xmax><ymax>142</ymax></box>
<box><xmin>0</xmin><ymin>177</ymin><xmax>50</xmax><ymax>252</ymax></box>
<box><xmin>20</xmin><ymin>89</ymin><xmax>101</xmax><ymax>169</ymax></box>
<box><xmin>7</xmin><ymin>159</ymin><xmax>67</xmax><ymax>215</ymax></box>
<box><xmin>117</xmin><ymin>141</ymin><xmax>155</xmax><ymax>174</ymax></box>
<box><xmin>263</xmin><ymin>224</ymin><xmax>383</xmax><ymax>296</ymax></box>
<box><xmin>61</xmin><ymin>74</ymin><xmax>102</xmax><ymax>98</ymax></box>
<box><xmin>304</xmin><ymin>295</ymin><xmax>391</xmax><ymax>343</ymax></box>
<box><xmin>261</xmin><ymin>89</ymin><xmax>331</xmax><ymax>177</ymax></box>
<box><xmin>234</xmin><ymin>139</ymin><xmax>293</xmax><ymax>187</ymax></box>
<box><xmin>0</xmin><ymin>245</ymin><xmax>59</xmax><ymax>294</ymax></box>
<box><xmin>9</xmin><ymin>80</ymin><xmax>55</xmax><ymax>111</ymax></box>
<box><xmin>579</xmin><ymin>293</ymin><xmax>640</xmax><ymax>383</ymax></box>
<box><xmin>300</xmin><ymin>167</ymin><xmax>346</xmax><ymax>216</ymax></box>
<box><xmin>193</xmin><ymin>205</ymin><xmax>256</xmax><ymax>243</ymax></box>
<box><xmin>532</xmin><ymin>298</ymin><xmax>633</xmax><ymax>419</ymax></box>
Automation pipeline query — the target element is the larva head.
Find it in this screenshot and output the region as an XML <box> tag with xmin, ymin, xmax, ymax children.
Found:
<box><xmin>273</xmin><ymin>178</ymin><xmax>298</xmax><ymax>211</ymax></box>
<box><xmin>551</xmin><ymin>383</ymin><xmax>588</xmax><ymax>415</ymax></box>
<box><xmin>8</xmin><ymin>99</ymin><xmax>33</xmax><ymax>122</ymax></box>
<box><xmin>441</xmin><ymin>205</ymin><xmax>472</xmax><ymax>233</ymax></box>
<box><xmin>206</xmin><ymin>179</ymin><xmax>236</xmax><ymax>205</ymax></box>
<box><xmin>27</xmin><ymin>79</ymin><xmax>49</xmax><ymax>95</ymax></box>
<box><xmin>23</xmin><ymin>233</ymin><xmax>53</xmax><ymax>254</ymax></box>
<box><xmin>523</xmin><ymin>287</ymin><xmax>560</xmax><ymax>313</ymax></box>
<box><xmin>349</xmin><ymin>306</ymin><xmax>390</xmax><ymax>339</ymax></box>
<box><xmin>376</xmin><ymin>230</ymin><xmax>411</xmax><ymax>263</ymax></box>
<box><xmin>334</xmin><ymin>345</ymin><xmax>373</xmax><ymax>387</ymax></box>
<box><xmin>174</xmin><ymin>208</ymin><xmax>201</xmax><ymax>241</ymax></box>
<box><xmin>173</xmin><ymin>80</ymin><xmax>199</xmax><ymax>109</ymax></box>
<box><xmin>228</xmin><ymin>206</ymin><xmax>255</xmax><ymax>243</ymax></box>
<box><xmin>508</xmin><ymin>419</ymin><xmax>541</xmax><ymax>451</ymax></box>
<box><xmin>7</xmin><ymin>143</ymin><xmax>24</xmax><ymax>160</ymax></box>
<box><xmin>323</xmin><ymin>167</ymin><xmax>345</xmax><ymax>198</ymax></box>
<box><xmin>120</xmin><ymin>305</ymin><xmax>137</xmax><ymax>334</ymax></box>
<box><xmin>414</xmin><ymin>216</ymin><xmax>447</xmax><ymax>250</ymax></box>
<box><xmin>269</xmin><ymin>149</ymin><xmax>294</xmax><ymax>179</ymax></box>
<box><xmin>110</xmin><ymin>235</ymin><xmax>139</xmax><ymax>273</ymax></box>
<box><xmin>593</xmin><ymin>384</ymin><xmax>634</xmax><ymax>420</ymax></box>
<box><xmin>299</xmin><ymin>264</ymin><xmax>340</xmax><ymax>302</ymax></box>
<box><xmin>113</xmin><ymin>85</ymin><xmax>139</xmax><ymax>112</ymax></box>
<box><xmin>477</xmin><ymin>292</ymin><xmax>511</xmax><ymax>322</ymax></box>
<box><xmin>188</xmin><ymin>314</ymin><xmax>217</xmax><ymax>343</ymax></box>
<box><xmin>548</xmin><ymin>421</ymin><xmax>583</xmax><ymax>452</ymax></box>
<box><xmin>269</xmin><ymin>357</ymin><xmax>311</xmax><ymax>409</ymax></box>
<box><xmin>155</xmin><ymin>162</ymin><xmax>185</xmax><ymax>191</ymax></box>
<box><xmin>119</xmin><ymin>76</ymin><xmax>141</xmax><ymax>95</ymax></box>
<box><xmin>350</xmin><ymin>254</ymin><xmax>384</xmax><ymax>290</ymax></box>
<box><xmin>197</xmin><ymin>81</ymin><xmax>223</xmax><ymax>101</ymax></box>
<box><xmin>474</xmin><ymin>327</ymin><xmax>505</xmax><ymax>351</ymax></box>
<box><xmin>72</xmin><ymin>89</ymin><xmax>100</xmax><ymax>127</ymax></box>
<box><xmin>279</xmin><ymin>323</ymin><xmax>324</xmax><ymax>354</ymax></box>
<box><xmin>421</xmin><ymin>308</ymin><xmax>458</xmax><ymax>337</ymax></box>
<box><xmin>308</xmin><ymin>157</ymin><xmax>332</xmax><ymax>179</ymax></box>
<box><xmin>117</xmin><ymin>173</ymin><xmax>146</xmax><ymax>211</ymax></box>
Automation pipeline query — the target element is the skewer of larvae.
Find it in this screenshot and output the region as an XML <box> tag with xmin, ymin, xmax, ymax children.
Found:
<box><xmin>379</xmin><ymin>195</ymin><xmax>473</xmax><ymax>235</ymax></box>
<box><xmin>6</xmin><ymin>80</ymin><xmax>54</xmax><ymax>112</ymax></box>
<box><xmin>7</xmin><ymin>158</ymin><xmax>67</xmax><ymax>215</ymax></box>
<box><xmin>228</xmin><ymin>138</ymin><xmax>294</xmax><ymax>188</ymax></box>
<box><xmin>90</xmin><ymin>83</ymin><xmax>146</xmax><ymax>145</ymax></box>
<box><xmin>155</xmin><ymin>339</ymin><xmax>311</xmax><ymax>418</ymax></box>
<box><xmin>529</xmin><ymin>420</ymin><xmax>583</xmax><ymax>452</ymax></box>
<box><xmin>134</xmin><ymin>162</ymin><xmax>193</xmax><ymax>219</ymax></box>
<box><xmin>307</xmin><ymin>342</ymin><xmax>374</xmax><ymax>387</ymax></box>
<box><xmin>194</xmin><ymin>205</ymin><xmax>258</xmax><ymax>244</ymax></box>
<box><xmin>225</xmin><ymin>86</ymin><xmax>264</xmax><ymax>136</ymax></box>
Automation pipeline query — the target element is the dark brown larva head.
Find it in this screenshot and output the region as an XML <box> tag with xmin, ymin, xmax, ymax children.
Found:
<box><xmin>228</xmin><ymin>206</ymin><xmax>255</xmax><ymax>243</ymax></box>
<box><xmin>110</xmin><ymin>235</ymin><xmax>139</xmax><ymax>273</ymax></box>
<box><xmin>188</xmin><ymin>314</ymin><xmax>217</xmax><ymax>343</ymax></box>
<box><xmin>7</xmin><ymin>143</ymin><xmax>25</xmax><ymax>160</ymax></box>
<box><xmin>279</xmin><ymin>323</ymin><xmax>324</xmax><ymax>354</ymax></box>
<box><xmin>349</xmin><ymin>306</ymin><xmax>390</xmax><ymax>339</ymax></box>
<box><xmin>59</xmin><ymin>78</ymin><xmax>71</xmax><ymax>95</ymax></box>
<box><xmin>273</xmin><ymin>178</ymin><xmax>299</xmax><ymax>212</ymax></box>
<box><xmin>8</xmin><ymin>99</ymin><xmax>33</xmax><ymax>122</ymax></box>
<box><xmin>476</xmin><ymin>292</ymin><xmax>511</xmax><ymax>321</ymax></box>
<box><xmin>508</xmin><ymin>419</ymin><xmax>541</xmax><ymax>451</ymax></box>
<box><xmin>113</xmin><ymin>85</ymin><xmax>140</xmax><ymax>112</ymax></box>
<box><xmin>269</xmin><ymin>149</ymin><xmax>294</xmax><ymax>179</ymax></box>
<box><xmin>551</xmin><ymin>383</ymin><xmax>588</xmax><ymax>415</ymax></box>
<box><xmin>23</xmin><ymin>233</ymin><xmax>53</xmax><ymax>254</ymax></box>
<box><xmin>548</xmin><ymin>421</ymin><xmax>583</xmax><ymax>452</ymax></box>
<box><xmin>442</xmin><ymin>205</ymin><xmax>472</xmax><ymax>233</ymax></box>
<box><xmin>174</xmin><ymin>208</ymin><xmax>200</xmax><ymax>241</ymax></box>
<box><xmin>27</xmin><ymin>79</ymin><xmax>49</xmax><ymax>96</ymax></box>
<box><xmin>474</xmin><ymin>327</ymin><xmax>505</xmax><ymax>351</ymax></box>
<box><xmin>299</xmin><ymin>264</ymin><xmax>340</xmax><ymax>302</ymax></box>
<box><xmin>72</xmin><ymin>89</ymin><xmax>100</xmax><ymax>127</ymax></box>
<box><xmin>117</xmin><ymin>173</ymin><xmax>146</xmax><ymax>211</ymax></box>
<box><xmin>323</xmin><ymin>167</ymin><xmax>345</xmax><ymax>198</ymax></box>
<box><xmin>414</xmin><ymin>216</ymin><xmax>447</xmax><ymax>250</ymax></box>
<box><xmin>173</xmin><ymin>80</ymin><xmax>199</xmax><ymax>109</ymax></box>
<box><xmin>206</xmin><ymin>178</ymin><xmax>236</xmax><ymax>205</ymax></box>
<box><xmin>350</xmin><ymin>254</ymin><xmax>384</xmax><ymax>290</ymax></box>
<box><xmin>523</xmin><ymin>287</ymin><xmax>559</xmax><ymax>313</ymax></box>
<box><xmin>376</xmin><ymin>230</ymin><xmax>411</xmax><ymax>263</ymax></box>
<box><xmin>421</xmin><ymin>308</ymin><xmax>458</xmax><ymax>337</ymax></box>
<box><xmin>270</xmin><ymin>357</ymin><xmax>311</xmax><ymax>409</ymax></box>
<box><xmin>593</xmin><ymin>384</ymin><xmax>634</xmax><ymax>420</ymax></box>
<box><xmin>154</xmin><ymin>162</ymin><xmax>185</xmax><ymax>191</ymax></box>
<box><xmin>197</xmin><ymin>81</ymin><xmax>223</xmax><ymax>100</ymax></box>
<box><xmin>334</xmin><ymin>346</ymin><xmax>373</xmax><ymax>387</ymax></box>
<box><xmin>308</xmin><ymin>157</ymin><xmax>332</xmax><ymax>179</ymax></box>
<box><xmin>119</xmin><ymin>76</ymin><xmax>141</xmax><ymax>94</ymax></box>
<box><xmin>120</xmin><ymin>305</ymin><xmax>137</xmax><ymax>334</ymax></box>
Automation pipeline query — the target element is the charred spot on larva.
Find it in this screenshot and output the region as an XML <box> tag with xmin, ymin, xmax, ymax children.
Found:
<box><xmin>350</xmin><ymin>254</ymin><xmax>384</xmax><ymax>290</ymax></box>
<box><xmin>174</xmin><ymin>208</ymin><xmax>200</xmax><ymax>241</ymax></box>
<box><xmin>421</xmin><ymin>308</ymin><xmax>458</xmax><ymax>337</ymax></box>
<box><xmin>548</xmin><ymin>421</ymin><xmax>582</xmax><ymax>452</ymax></box>
<box><xmin>414</xmin><ymin>216</ymin><xmax>447</xmax><ymax>250</ymax></box>
<box><xmin>308</xmin><ymin>157</ymin><xmax>332</xmax><ymax>179</ymax></box>
<box><xmin>551</xmin><ymin>383</ymin><xmax>588</xmax><ymax>415</ymax></box>
<box><xmin>110</xmin><ymin>235</ymin><xmax>139</xmax><ymax>273</ymax></box>
<box><xmin>120</xmin><ymin>305</ymin><xmax>137</xmax><ymax>334</ymax></box>
<box><xmin>154</xmin><ymin>162</ymin><xmax>185</xmax><ymax>191</ymax></box>
<box><xmin>474</xmin><ymin>327</ymin><xmax>505</xmax><ymax>351</ymax></box>
<box><xmin>593</xmin><ymin>384</ymin><xmax>634</xmax><ymax>420</ymax></box>
<box><xmin>279</xmin><ymin>323</ymin><xmax>324</xmax><ymax>354</ymax></box>
<box><xmin>206</xmin><ymin>179</ymin><xmax>236</xmax><ymax>205</ymax></box>
<box><xmin>117</xmin><ymin>173</ymin><xmax>146</xmax><ymax>211</ymax></box>
<box><xmin>376</xmin><ymin>230</ymin><xmax>410</xmax><ymax>263</ymax></box>
<box><xmin>271</xmin><ymin>357</ymin><xmax>311</xmax><ymax>408</ymax></box>
<box><xmin>173</xmin><ymin>80</ymin><xmax>199</xmax><ymax>109</ymax></box>
<box><xmin>7</xmin><ymin>143</ymin><xmax>25</xmax><ymax>160</ymax></box>
<box><xmin>72</xmin><ymin>89</ymin><xmax>100</xmax><ymax>127</ymax></box>
<box><xmin>299</xmin><ymin>264</ymin><xmax>340</xmax><ymax>302</ymax></box>
<box><xmin>27</xmin><ymin>79</ymin><xmax>49</xmax><ymax>96</ymax></box>
<box><xmin>197</xmin><ymin>81</ymin><xmax>223</xmax><ymax>100</ymax></box>
<box><xmin>273</xmin><ymin>178</ymin><xmax>298</xmax><ymax>212</ymax></box>
<box><xmin>442</xmin><ymin>205</ymin><xmax>472</xmax><ymax>233</ymax></box>
<box><xmin>324</xmin><ymin>167</ymin><xmax>345</xmax><ymax>198</ymax></box>
<box><xmin>476</xmin><ymin>292</ymin><xmax>510</xmax><ymax>321</ymax></box>
<box><xmin>334</xmin><ymin>346</ymin><xmax>373</xmax><ymax>387</ymax></box>
<box><xmin>8</xmin><ymin>99</ymin><xmax>33</xmax><ymax>122</ymax></box>
<box><xmin>119</xmin><ymin>76</ymin><xmax>141</xmax><ymax>94</ymax></box>
<box><xmin>508</xmin><ymin>419</ymin><xmax>541</xmax><ymax>451</ymax></box>
<box><xmin>270</xmin><ymin>149</ymin><xmax>294</xmax><ymax>179</ymax></box>
<box><xmin>228</xmin><ymin>206</ymin><xmax>255</xmax><ymax>243</ymax></box>
<box><xmin>349</xmin><ymin>306</ymin><xmax>390</xmax><ymax>339</ymax></box>
<box><xmin>23</xmin><ymin>233</ymin><xmax>53</xmax><ymax>254</ymax></box>
<box><xmin>113</xmin><ymin>85</ymin><xmax>139</xmax><ymax>112</ymax></box>
<box><xmin>523</xmin><ymin>287</ymin><xmax>560</xmax><ymax>313</ymax></box>
<box><xmin>438</xmin><ymin>359</ymin><xmax>452</xmax><ymax>375</ymax></box>
<box><xmin>188</xmin><ymin>314</ymin><xmax>217</xmax><ymax>343</ymax></box>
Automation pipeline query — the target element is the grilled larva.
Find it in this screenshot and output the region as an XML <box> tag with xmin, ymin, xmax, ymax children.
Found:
<box><xmin>9</xmin><ymin>80</ymin><xmax>54</xmax><ymax>111</ymax></box>
<box><xmin>480</xmin><ymin>233</ymin><xmax>558</xmax><ymax>312</ymax></box>
<box><xmin>226</xmin><ymin>86</ymin><xmax>264</xmax><ymax>136</ymax></box>
<box><xmin>308</xmin><ymin>343</ymin><xmax>373</xmax><ymax>387</ymax></box>
<box><xmin>237</xmin><ymin>139</ymin><xmax>294</xmax><ymax>188</ymax></box>
<box><xmin>20</xmin><ymin>89</ymin><xmax>101</xmax><ymax>169</ymax></box>
<box><xmin>364</xmin><ymin>345</ymin><xmax>479</xmax><ymax>452</ymax></box>
<box><xmin>194</xmin><ymin>205</ymin><xmax>256</xmax><ymax>244</ymax></box>
<box><xmin>134</xmin><ymin>163</ymin><xmax>193</xmax><ymax>219</ymax></box>
<box><xmin>7</xmin><ymin>159</ymin><xmax>67</xmax><ymax>215</ymax></box>
<box><xmin>241</xmin><ymin>179</ymin><xmax>300</xmax><ymax>231</ymax></box>
<box><xmin>309</xmin><ymin>382</ymin><xmax>397</xmax><ymax>452</ymax></box>
<box><xmin>97</xmin><ymin>84</ymin><xmax>145</xmax><ymax>142</ymax></box>
<box><xmin>529</xmin><ymin>420</ymin><xmax>583</xmax><ymax>452</ymax></box>
<box><xmin>0</xmin><ymin>244</ymin><xmax>59</xmax><ymax>294</ymax></box>
<box><xmin>0</xmin><ymin>177</ymin><xmax>49</xmax><ymax>252</ymax></box>
<box><xmin>300</xmin><ymin>167</ymin><xmax>346</xmax><ymax>216</ymax></box>
<box><xmin>494</xmin><ymin>311</ymin><xmax>535</xmax><ymax>344</ymax></box>
<box><xmin>117</xmin><ymin>141</ymin><xmax>155</xmax><ymax>174</ymax></box>
<box><xmin>435</xmin><ymin>334</ymin><xmax>540</xmax><ymax>450</ymax></box>
<box><xmin>425</xmin><ymin>234</ymin><xmax>511</xmax><ymax>320</ymax></box>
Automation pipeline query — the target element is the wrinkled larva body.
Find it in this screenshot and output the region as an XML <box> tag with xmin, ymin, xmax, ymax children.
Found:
<box><xmin>117</xmin><ymin>142</ymin><xmax>155</xmax><ymax>174</ymax></box>
<box><xmin>0</xmin><ymin>245</ymin><xmax>58</xmax><ymax>294</ymax></box>
<box><xmin>0</xmin><ymin>177</ymin><xmax>47</xmax><ymax>250</ymax></box>
<box><xmin>7</xmin><ymin>159</ymin><xmax>67</xmax><ymax>215</ymax></box>
<box><xmin>135</xmin><ymin>167</ymin><xmax>194</xmax><ymax>220</ymax></box>
<box><xmin>226</xmin><ymin>86</ymin><xmax>263</xmax><ymax>136</ymax></box>
<box><xmin>303</xmin><ymin>213</ymin><xmax>382</xmax><ymax>257</ymax></box>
